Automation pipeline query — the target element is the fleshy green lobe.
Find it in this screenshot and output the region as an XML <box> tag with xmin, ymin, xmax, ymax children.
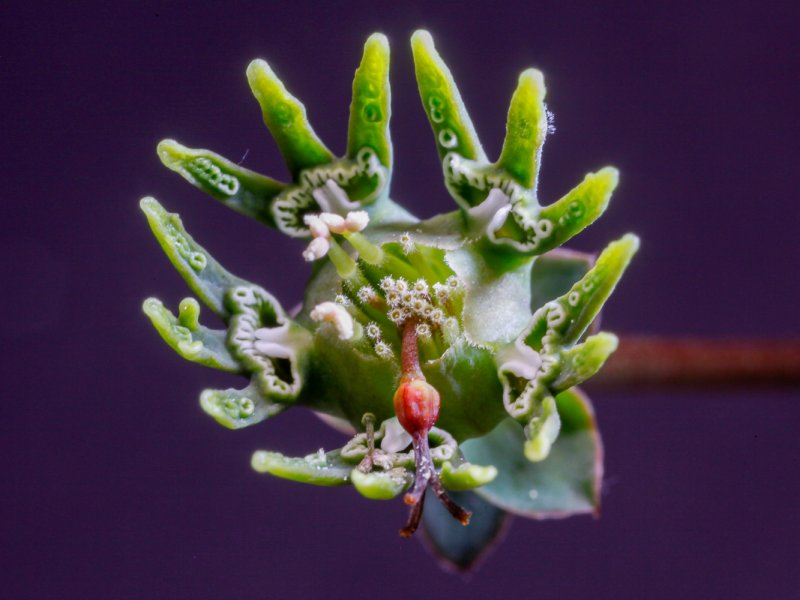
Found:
<box><xmin>140</xmin><ymin>197</ymin><xmax>251</xmax><ymax>318</ymax></box>
<box><xmin>247</xmin><ymin>59</ymin><xmax>334</xmax><ymax>176</ymax></box>
<box><xmin>157</xmin><ymin>139</ymin><xmax>284</xmax><ymax>227</ymax></box>
<box><xmin>534</xmin><ymin>167</ymin><xmax>618</xmax><ymax>254</ymax></box>
<box><xmin>251</xmin><ymin>450</ymin><xmax>351</xmax><ymax>486</ymax></box>
<box><xmin>350</xmin><ymin>468</ymin><xmax>411</xmax><ymax>500</ymax></box>
<box><xmin>440</xmin><ymin>461</ymin><xmax>498</xmax><ymax>491</ymax></box>
<box><xmin>552</xmin><ymin>332</ymin><xmax>619</xmax><ymax>391</ymax></box>
<box><xmin>411</xmin><ymin>30</ymin><xmax>485</xmax><ymax>163</ymax></box>
<box><xmin>462</xmin><ymin>388</ymin><xmax>602</xmax><ymax>517</ymax></box>
<box><xmin>527</xmin><ymin>233</ymin><xmax>640</xmax><ymax>349</ymax></box>
<box><xmin>497</xmin><ymin>69</ymin><xmax>548</xmax><ymax>189</ymax></box>
<box><xmin>347</xmin><ymin>33</ymin><xmax>392</xmax><ymax>169</ymax></box>
<box><xmin>201</xmin><ymin>381</ymin><xmax>285</xmax><ymax>429</ymax></box>
<box><xmin>142</xmin><ymin>297</ymin><xmax>240</xmax><ymax>372</ymax></box>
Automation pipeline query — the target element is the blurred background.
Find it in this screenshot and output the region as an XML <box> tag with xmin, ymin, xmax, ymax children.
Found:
<box><xmin>1</xmin><ymin>1</ymin><xmax>798</xmax><ymax>597</ymax></box>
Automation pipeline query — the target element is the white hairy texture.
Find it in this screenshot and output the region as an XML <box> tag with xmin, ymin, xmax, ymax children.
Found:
<box><xmin>302</xmin><ymin>237</ymin><xmax>330</xmax><ymax>262</ymax></box>
<box><xmin>380</xmin><ymin>418</ymin><xmax>413</xmax><ymax>452</ymax></box>
<box><xmin>319</xmin><ymin>212</ymin><xmax>346</xmax><ymax>234</ymax></box>
<box><xmin>344</xmin><ymin>210</ymin><xmax>369</xmax><ymax>232</ymax></box>
<box><xmin>310</xmin><ymin>301</ymin><xmax>354</xmax><ymax>340</ymax></box>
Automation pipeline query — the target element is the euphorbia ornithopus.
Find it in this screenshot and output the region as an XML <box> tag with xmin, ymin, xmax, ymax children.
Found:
<box><xmin>141</xmin><ymin>30</ymin><xmax>638</xmax><ymax>568</ymax></box>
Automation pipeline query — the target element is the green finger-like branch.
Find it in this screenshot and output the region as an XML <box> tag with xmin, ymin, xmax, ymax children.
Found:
<box><xmin>157</xmin><ymin>139</ymin><xmax>284</xmax><ymax>227</ymax></box>
<box><xmin>411</xmin><ymin>30</ymin><xmax>486</xmax><ymax>164</ymax></box>
<box><xmin>347</xmin><ymin>33</ymin><xmax>392</xmax><ymax>170</ymax></box>
<box><xmin>552</xmin><ymin>332</ymin><xmax>618</xmax><ymax>392</ymax></box>
<box><xmin>350</xmin><ymin>468</ymin><xmax>411</xmax><ymax>500</ymax></box>
<box><xmin>440</xmin><ymin>461</ymin><xmax>498</xmax><ymax>491</ymax></box>
<box><xmin>497</xmin><ymin>69</ymin><xmax>548</xmax><ymax>189</ymax></box>
<box><xmin>523</xmin><ymin>394</ymin><xmax>561</xmax><ymax>462</ymax></box>
<box><xmin>535</xmin><ymin>167</ymin><xmax>618</xmax><ymax>253</ymax></box>
<box><xmin>526</xmin><ymin>233</ymin><xmax>639</xmax><ymax>349</ymax></box>
<box><xmin>489</xmin><ymin>168</ymin><xmax>617</xmax><ymax>254</ymax></box>
<box><xmin>247</xmin><ymin>59</ymin><xmax>334</xmax><ymax>177</ymax></box>
<box><xmin>200</xmin><ymin>380</ymin><xmax>285</xmax><ymax>429</ymax></box>
<box><xmin>251</xmin><ymin>450</ymin><xmax>351</xmax><ymax>486</ymax></box>
<box><xmin>140</xmin><ymin>197</ymin><xmax>252</xmax><ymax>318</ymax></box>
<box><xmin>142</xmin><ymin>297</ymin><xmax>241</xmax><ymax>372</ymax></box>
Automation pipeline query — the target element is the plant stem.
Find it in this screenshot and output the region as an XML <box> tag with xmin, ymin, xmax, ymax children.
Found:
<box><xmin>589</xmin><ymin>336</ymin><xmax>800</xmax><ymax>389</ymax></box>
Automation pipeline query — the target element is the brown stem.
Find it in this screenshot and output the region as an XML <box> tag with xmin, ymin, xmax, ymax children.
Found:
<box><xmin>401</xmin><ymin>318</ymin><xmax>422</xmax><ymax>380</ymax></box>
<box><xmin>589</xmin><ymin>336</ymin><xmax>800</xmax><ymax>390</ymax></box>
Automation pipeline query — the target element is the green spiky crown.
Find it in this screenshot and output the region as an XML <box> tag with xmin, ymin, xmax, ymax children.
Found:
<box><xmin>141</xmin><ymin>30</ymin><xmax>638</xmax><ymax>563</ymax></box>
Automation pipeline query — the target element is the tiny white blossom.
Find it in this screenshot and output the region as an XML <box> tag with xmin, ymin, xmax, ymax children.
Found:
<box><xmin>357</xmin><ymin>286</ymin><xmax>376</xmax><ymax>303</ymax></box>
<box><xmin>365</xmin><ymin>322</ymin><xmax>381</xmax><ymax>339</ymax></box>
<box><xmin>374</xmin><ymin>340</ymin><xmax>393</xmax><ymax>358</ymax></box>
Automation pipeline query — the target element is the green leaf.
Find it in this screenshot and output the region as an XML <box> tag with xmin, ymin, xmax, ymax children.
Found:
<box><xmin>142</xmin><ymin>297</ymin><xmax>240</xmax><ymax>372</ymax></box>
<box><xmin>350</xmin><ymin>467</ymin><xmax>411</xmax><ymax>500</ymax></box>
<box><xmin>525</xmin><ymin>233</ymin><xmax>640</xmax><ymax>349</ymax></box>
<box><xmin>140</xmin><ymin>197</ymin><xmax>251</xmax><ymax>318</ymax></box>
<box><xmin>440</xmin><ymin>461</ymin><xmax>498</xmax><ymax>491</ymax></box>
<box><xmin>421</xmin><ymin>490</ymin><xmax>509</xmax><ymax>572</ymax></box>
<box><xmin>347</xmin><ymin>33</ymin><xmax>392</xmax><ymax>170</ymax></box>
<box><xmin>411</xmin><ymin>30</ymin><xmax>486</xmax><ymax>165</ymax></box>
<box><xmin>251</xmin><ymin>449</ymin><xmax>351</xmax><ymax>486</ymax></box>
<box><xmin>551</xmin><ymin>332</ymin><xmax>618</xmax><ymax>392</ymax></box>
<box><xmin>534</xmin><ymin>167</ymin><xmax>618</xmax><ymax>254</ymax></box>
<box><xmin>461</xmin><ymin>388</ymin><xmax>602</xmax><ymax>517</ymax></box>
<box><xmin>157</xmin><ymin>139</ymin><xmax>284</xmax><ymax>227</ymax></box>
<box><xmin>200</xmin><ymin>380</ymin><xmax>285</xmax><ymax>429</ymax></box>
<box><xmin>247</xmin><ymin>59</ymin><xmax>334</xmax><ymax>177</ymax></box>
<box><xmin>497</xmin><ymin>69</ymin><xmax>548</xmax><ymax>189</ymax></box>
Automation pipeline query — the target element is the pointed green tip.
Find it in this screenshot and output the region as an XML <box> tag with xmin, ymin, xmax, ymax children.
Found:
<box><xmin>411</xmin><ymin>29</ymin><xmax>433</xmax><ymax>50</ymax></box>
<box><xmin>518</xmin><ymin>68</ymin><xmax>546</xmax><ymax>95</ymax></box>
<box><xmin>156</xmin><ymin>139</ymin><xmax>187</xmax><ymax>171</ymax></box>
<box><xmin>246</xmin><ymin>58</ymin><xmax>278</xmax><ymax>97</ymax></box>
<box><xmin>139</xmin><ymin>196</ymin><xmax>162</xmax><ymax>216</ymax></box>
<box><xmin>365</xmin><ymin>32</ymin><xmax>389</xmax><ymax>49</ymax></box>
<box><xmin>524</xmin><ymin>437</ymin><xmax>553</xmax><ymax>462</ymax></box>
<box><xmin>617</xmin><ymin>232</ymin><xmax>641</xmax><ymax>255</ymax></box>
<box><xmin>141</xmin><ymin>296</ymin><xmax>163</xmax><ymax>317</ymax></box>
<box><xmin>595</xmin><ymin>166</ymin><xmax>620</xmax><ymax>190</ymax></box>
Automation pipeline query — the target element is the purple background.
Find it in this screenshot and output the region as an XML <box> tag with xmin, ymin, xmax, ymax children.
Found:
<box><xmin>2</xmin><ymin>1</ymin><xmax>799</xmax><ymax>598</ymax></box>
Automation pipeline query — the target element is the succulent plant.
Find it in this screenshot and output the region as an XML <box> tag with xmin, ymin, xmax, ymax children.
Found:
<box><xmin>141</xmin><ymin>30</ymin><xmax>638</xmax><ymax>570</ymax></box>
